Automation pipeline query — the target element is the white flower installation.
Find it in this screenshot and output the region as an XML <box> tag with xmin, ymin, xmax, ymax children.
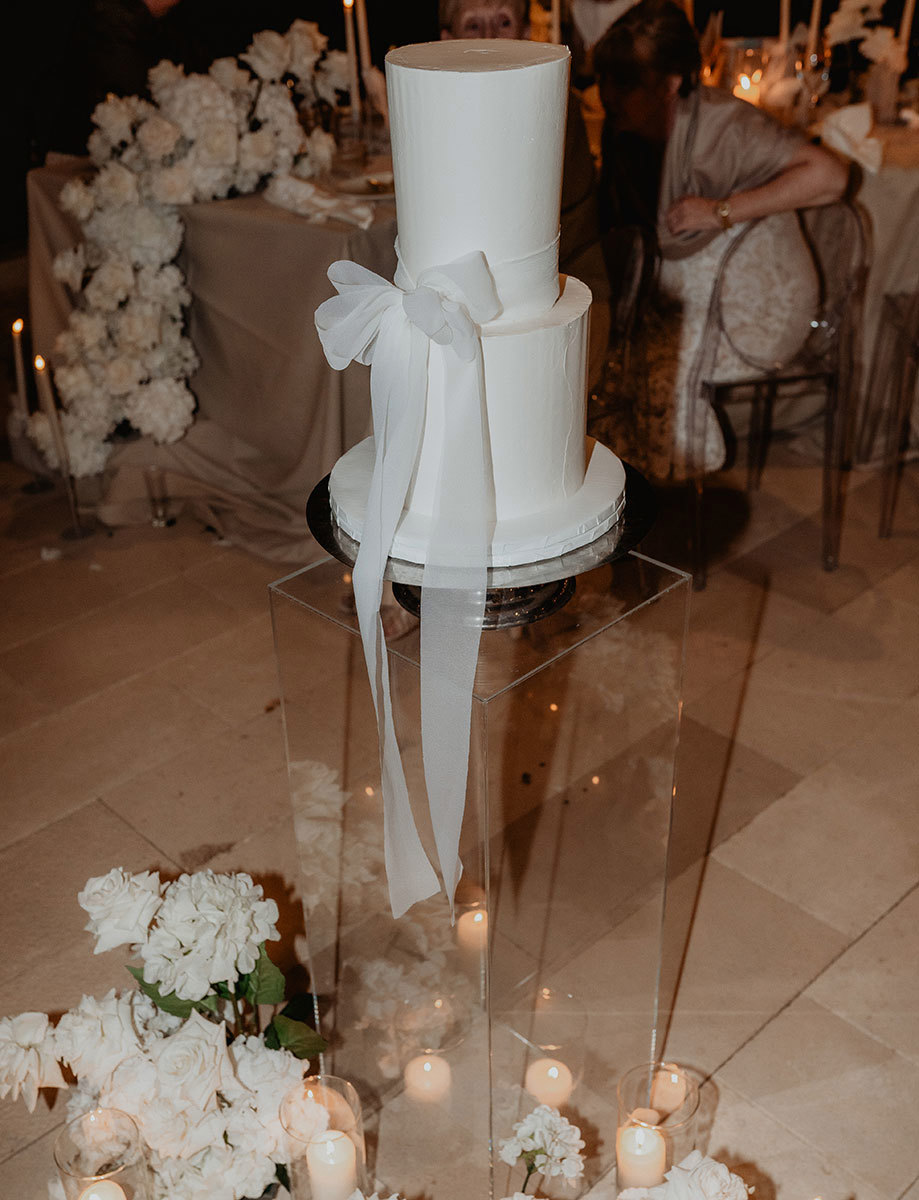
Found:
<box><xmin>618</xmin><ymin>1150</ymin><xmax>753</xmax><ymax>1200</ymax></box>
<box><xmin>499</xmin><ymin>1104</ymin><xmax>586</xmax><ymax>1194</ymax></box>
<box><xmin>39</xmin><ymin>19</ymin><xmax>343</xmax><ymax>478</ymax></box>
<box><xmin>0</xmin><ymin>868</ymin><xmax>328</xmax><ymax>1200</ymax></box>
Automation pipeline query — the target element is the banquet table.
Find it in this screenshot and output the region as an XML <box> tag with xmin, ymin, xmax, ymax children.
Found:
<box><xmin>27</xmin><ymin>157</ymin><xmax>398</xmax><ymax>562</ymax></box>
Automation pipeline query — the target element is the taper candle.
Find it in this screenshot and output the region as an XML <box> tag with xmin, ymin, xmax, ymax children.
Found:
<box><xmin>343</xmin><ymin>0</ymin><xmax>362</xmax><ymax>120</ymax></box>
<box><xmin>900</xmin><ymin>0</ymin><xmax>916</xmax><ymax>49</ymax></box>
<box><xmin>355</xmin><ymin>0</ymin><xmax>371</xmax><ymax>73</ymax></box>
<box><xmin>550</xmin><ymin>0</ymin><xmax>561</xmax><ymax>44</ymax></box>
<box><xmin>11</xmin><ymin>319</ymin><xmax>28</xmax><ymax>416</ymax></box>
<box><xmin>805</xmin><ymin>0</ymin><xmax>823</xmax><ymax>59</ymax></box>
<box><xmin>779</xmin><ymin>0</ymin><xmax>791</xmax><ymax>46</ymax></box>
<box><xmin>34</xmin><ymin>355</ymin><xmax>70</xmax><ymax>473</ymax></box>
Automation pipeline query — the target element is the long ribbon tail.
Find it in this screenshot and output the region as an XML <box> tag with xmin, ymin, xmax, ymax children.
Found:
<box><xmin>420</xmin><ymin>344</ymin><xmax>490</xmax><ymax>916</ymax></box>
<box><xmin>352</xmin><ymin>307</ymin><xmax>440</xmax><ymax>918</ymax></box>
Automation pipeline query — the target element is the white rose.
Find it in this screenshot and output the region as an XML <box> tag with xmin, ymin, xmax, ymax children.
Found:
<box><xmin>148</xmin><ymin>1011</ymin><xmax>231</xmax><ymax>1112</ymax></box>
<box><xmin>103</xmin><ymin>354</ymin><xmax>145</xmax><ymax>395</ymax></box>
<box><xmin>91</xmin><ymin>95</ymin><xmax>135</xmax><ymax>145</ymax></box>
<box><xmin>53</xmin><ymin>990</ymin><xmax>143</xmax><ymax>1090</ymax></box>
<box><xmin>316</xmin><ymin>51</ymin><xmax>351</xmax><ymax>105</ymax></box>
<box><xmin>114</xmin><ymin>300</ymin><xmax>161</xmax><ymax>351</ymax></box>
<box><xmin>147</xmin><ymin>161</ymin><xmax>195</xmax><ymax>206</ymax></box>
<box><xmin>209</xmin><ymin>56</ymin><xmax>253</xmax><ymax>92</ymax></box>
<box><xmin>122</xmin><ymin>377</ymin><xmax>195</xmax><ymax>444</ymax></box>
<box><xmin>60</xmin><ymin>413</ymin><xmax>115</xmax><ymax>477</ymax></box>
<box><xmin>690</xmin><ymin>1158</ymin><xmax>750</xmax><ymax>1200</ymax></box>
<box><xmin>70</xmin><ymin>311</ymin><xmax>109</xmax><ymax>355</ymax></box>
<box><xmin>147</xmin><ymin>59</ymin><xmax>185</xmax><ymax>107</ymax></box>
<box><xmin>99</xmin><ymin>1043</ymin><xmax>157</xmax><ymax>1122</ymax></box>
<box><xmin>241</xmin><ymin>29</ymin><xmax>291</xmax><ymax>81</ymax></box>
<box><xmin>141</xmin><ymin>1095</ymin><xmax>227</xmax><ymax>1160</ymax></box>
<box><xmin>136</xmin><ymin>113</ymin><xmax>182</xmax><ymax>161</ymax></box>
<box><xmin>0</xmin><ymin>1013</ymin><xmax>66</xmax><ymax>1112</ymax></box>
<box><xmin>78</xmin><ymin>867</ymin><xmax>162</xmax><ymax>952</ymax></box>
<box><xmin>288</xmin><ymin>19</ymin><xmax>326</xmax><ymax>80</ymax></box>
<box><xmin>53</xmin><ymin>363</ymin><xmax>95</xmax><ymax>405</ymax></box>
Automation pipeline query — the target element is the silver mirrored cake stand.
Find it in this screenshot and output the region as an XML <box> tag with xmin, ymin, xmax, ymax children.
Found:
<box><xmin>306</xmin><ymin>463</ymin><xmax>656</xmax><ymax>629</ymax></box>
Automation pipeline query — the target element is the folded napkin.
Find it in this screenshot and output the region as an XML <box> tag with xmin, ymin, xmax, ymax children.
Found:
<box><xmin>820</xmin><ymin>102</ymin><xmax>883</xmax><ymax>173</ymax></box>
<box><xmin>264</xmin><ymin>174</ymin><xmax>375</xmax><ymax>229</ymax></box>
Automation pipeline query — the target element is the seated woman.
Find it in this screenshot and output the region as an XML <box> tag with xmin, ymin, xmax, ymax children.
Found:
<box><xmin>591</xmin><ymin>0</ymin><xmax>848</xmax><ymax>479</ymax></box>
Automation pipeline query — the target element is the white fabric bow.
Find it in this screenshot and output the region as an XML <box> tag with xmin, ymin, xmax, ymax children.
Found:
<box><xmin>316</xmin><ymin>249</ymin><xmax>500</xmax><ymax>918</ymax></box>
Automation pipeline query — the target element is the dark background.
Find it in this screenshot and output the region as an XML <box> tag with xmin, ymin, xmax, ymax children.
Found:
<box><xmin>1</xmin><ymin>0</ymin><xmax>915</xmax><ymax>249</ymax></box>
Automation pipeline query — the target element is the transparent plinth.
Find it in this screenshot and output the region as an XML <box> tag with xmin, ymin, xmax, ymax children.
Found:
<box><xmin>270</xmin><ymin>550</ymin><xmax>690</xmax><ymax>1199</ymax></box>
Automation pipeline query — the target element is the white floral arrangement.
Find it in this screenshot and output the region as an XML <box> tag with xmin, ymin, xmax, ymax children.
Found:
<box><xmin>825</xmin><ymin>0</ymin><xmax>907</xmax><ymax>72</ymax></box>
<box><xmin>0</xmin><ymin>867</ymin><xmax>329</xmax><ymax>1200</ymax></box>
<box><xmin>618</xmin><ymin>1150</ymin><xmax>753</xmax><ymax>1200</ymax></box>
<box><xmin>498</xmin><ymin>1104</ymin><xmax>586</xmax><ymax>1195</ymax></box>
<box><xmin>37</xmin><ymin>20</ymin><xmax>347</xmax><ymax>478</ymax></box>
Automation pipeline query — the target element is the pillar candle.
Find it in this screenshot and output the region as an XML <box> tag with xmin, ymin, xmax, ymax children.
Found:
<box><xmin>524</xmin><ymin>1057</ymin><xmax>574</xmax><ymax>1106</ymax></box>
<box><xmin>900</xmin><ymin>0</ymin><xmax>916</xmax><ymax>48</ymax></box>
<box><xmin>343</xmin><ymin>0</ymin><xmax>362</xmax><ymax>121</ymax></box>
<box><xmin>305</xmin><ymin>1131</ymin><xmax>358</xmax><ymax>1200</ymax></box>
<box><xmin>11</xmin><ymin>319</ymin><xmax>28</xmax><ymax>416</ymax></box>
<box><xmin>355</xmin><ymin>0</ymin><xmax>371</xmax><ymax>74</ymax></box>
<box><xmin>805</xmin><ymin>0</ymin><xmax>823</xmax><ymax>59</ymax></box>
<box><xmin>34</xmin><ymin>355</ymin><xmax>70</xmax><ymax>474</ymax></box>
<box><xmin>779</xmin><ymin>0</ymin><xmax>790</xmax><ymax>46</ymax></box>
<box><xmin>550</xmin><ymin>0</ymin><xmax>561</xmax><ymax>44</ymax></box>
<box><xmin>616</xmin><ymin>1123</ymin><xmax>667</xmax><ymax>1191</ymax></box>
<box><xmin>404</xmin><ymin>1054</ymin><xmax>452</xmax><ymax>1102</ymax></box>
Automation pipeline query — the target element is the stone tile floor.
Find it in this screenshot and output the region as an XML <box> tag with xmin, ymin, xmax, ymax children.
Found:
<box><xmin>0</xmin><ymin>442</ymin><xmax>917</xmax><ymax>1200</ymax></box>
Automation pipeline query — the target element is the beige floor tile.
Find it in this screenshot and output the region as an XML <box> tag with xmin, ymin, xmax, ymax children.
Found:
<box><xmin>183</xmin><ymin>547</ymin><xmax>284</xmax><ymax>617</ymax></box>
<box><xmin>0</xmin><ymin>576</ymin><xmax>246</xmax><ymax>710</ymax></box>
<box><xmin>713</xmin><ymin>759</ymin><xmax>919</xmax><ymax>937</ymax></box>
<box><xmin>669</xmin><ymin>717</ymin><xmax>801</xmax><ymax>877</ymax></box>
<box><xmin>689</xmin><ymin>657</ymin><xmax>900</xmax><ymax>776</ymax></box>
<box><xmin>0</xmin><ymin>1124</ymin><xmax>63</xmax><ymax>1200</ymax></box>
<box><xmin>0</xmin><ymin>802</ymin><xmax>170</xmax><ymax>983</ymax></box>
<box><xmin>0</xmin><ymin>674</ymin><xmax>228</xmax><ymax>849</ymax></box>
<box><xmin>703</xmin><ymin>1077</ymin><xmax>887</xmax><ymax>1200</ymax></box>
<box><xmin>875</xmin><ymin>556</ymin><xmax>919</xmax><ymax>609</ymax></box>
<box><xmin>682</xmin><ymin>563</ymin><xmax>823</xmax><ymax>701</ymax></box>
<box><xmin>0</xmin><ymin>666</ymin><xmax>51</xmax><ymax>737</ymax></box>
<box><xmin>717</xmin><ymin>996</ymin><xmax>919</xmax><ymax>1198</ymax></box>
<box><xmin>152</xmin><ymin>613</ymin><xmax>282</xmax><ymax>726</ymax></box>
<box><xmin>658</xmin><ymin>861</ymin><xmax>847</xmax><ymax>1075</ymax></box>
<box><xmin>806</xmin><ymin>885</ymin><xmax>919</xmax><ymax>1062</ymax></box>
<box><xmin>99</xmin><ymin>709</ymin><xmax>290</xmax><ymax>872</ymax></box>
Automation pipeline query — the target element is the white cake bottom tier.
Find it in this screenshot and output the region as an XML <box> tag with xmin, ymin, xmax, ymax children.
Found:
<box><xmin>329</xmin><ymin>435</ymin><xmax>626</xmax><ymax>568</ymax></box>
<box><xmin>409</xmin><ymin>275</ymin><xmax>594</xmax><ymax>522</ymax></box>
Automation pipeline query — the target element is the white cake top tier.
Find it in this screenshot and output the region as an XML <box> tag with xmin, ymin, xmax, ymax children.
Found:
<box><xmin>385</xmin><ymin>40</ymin><xmax>570</xmax><ymax>323</ymax></box>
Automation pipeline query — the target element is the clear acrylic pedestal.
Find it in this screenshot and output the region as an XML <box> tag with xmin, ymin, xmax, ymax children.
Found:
<box><xmin>269</xmin><ymin>550</ymin><xmax>690</xmax><ymax>1199</ymax></box>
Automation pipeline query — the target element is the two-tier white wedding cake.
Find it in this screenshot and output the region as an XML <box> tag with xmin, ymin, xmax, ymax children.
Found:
<box><xmin>326</xmin><ymin>39</ymin><xmax>625</xmax><ymax>568</ymax></box>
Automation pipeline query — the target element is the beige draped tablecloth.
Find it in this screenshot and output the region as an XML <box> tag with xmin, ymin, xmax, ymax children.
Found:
<box><xmin>27</xmin><ymin>157</ymin><xmax>397</xmax><ymax>562</ymax></box>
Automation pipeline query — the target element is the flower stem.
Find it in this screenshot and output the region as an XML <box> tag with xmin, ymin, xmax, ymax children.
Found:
<box><xmin>228</xmin><ymin>986</ymin><xmax>243</xmax><ymax>1036</ymax></box>
<box><xmin>523</xmin><ymin>1164</ymin><xmax>536</xmax><ymax>1194</ymax></box>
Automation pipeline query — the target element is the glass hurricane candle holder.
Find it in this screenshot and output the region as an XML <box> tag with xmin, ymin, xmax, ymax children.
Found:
<box><xmin>395</xmin><ymin>990</ymin><xmax>470</xmax><ymax>1107</ymax></box>
<box><xmin>495</xmin><ymin>983</ymin><xmax>587</xmax><ymax>1111</ymax></box>
<box><xmin>615</xmin><ymin>1062</ymin><xmax>700</xmax><ymax>1193</ymax></box>
<box><xmin>53</xmin><ymin>1108</ymin><xmax>150</xmax><ymax>1200</ymax></box>
<box><xmin>280</xmin><ymin>1075</ymin><xmax>367</xmax><ymax>1200</ymax></box>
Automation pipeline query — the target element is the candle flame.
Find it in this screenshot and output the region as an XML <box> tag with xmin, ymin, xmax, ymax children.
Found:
<box><xmin>12</xmin><ymin>318</ymin><xmax>23</xmax><ymax>334</ymax></box>
<box><xmin>423</xmin><ymin>1060</ymin><xmax>432</xmax><ymax>1072</ymax></box>
<box><xmin>547</xmin><ymin>1066</ymin><xmax>559</xmax><ymax>1079</ymax></box>
<box><xmin>739</xmin><ymin>74</ymin><xmax>751</xmax><ymax>90</ymax></box>
<box><xmin>472</xmin><ymin>911</ymin><xmax>484</xmax><ymax>924</ymax></box>
<box><xmin>34</xmin><ymin>355</ymin><xmax>46</xmax><ymax>370</ymax></box>
<box><xmin>344</xmin><ymin>0</ymin><xmax>354</xmax><ymax>7</ymax></box>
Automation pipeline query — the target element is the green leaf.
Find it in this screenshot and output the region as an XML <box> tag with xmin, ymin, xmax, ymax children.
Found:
<box><xmin>241</xmin><ymin>944</ymin><xmax>286</xmax><ymax>1007</ymax></box>
<box><xmin>126</xmin><ymin>966</ymin><xmax>195</xmax><ymax>1019</ymax></box>
<box><xmin>263</xmin><ymin>1022</ymin><xmax>281</xmax><ymax>1051</ymax></box>
<box><xmin>279</xmin><ymin>993</ymin><xmax>317</xmax><ymax>1024</ymax></box>
<box><xmin>275</xmin><ymin>1163</ymin><xmax>291</xmax><ymax>1192</ymax></box>
<box><xmin>194</xmin><ymin>994</ymin><xmax>221</xmax><ymax>1014</ymax></box>
<box><xmin>267</xmin><ymin>1014</ymin><xmax>327</xmax><ymax>1060</ymax></box>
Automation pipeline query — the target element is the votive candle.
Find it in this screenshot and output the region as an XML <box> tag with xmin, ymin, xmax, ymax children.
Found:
<box><xmin>76</xmin><ymin>1183</ymin><xmax>127</xmax><ymax>1200</ymax></box>
<box><xmin>649</xmin><ymin>1063</ymin><xmax>688</xmax><ymax>1117</ymax></box>
<box><xmin>456</xmin><ymin>908</ymin><xmax>487</xmax><ymax>951</ymax></box>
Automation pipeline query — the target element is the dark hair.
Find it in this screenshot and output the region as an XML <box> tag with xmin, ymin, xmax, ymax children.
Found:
<box><xmin>593</xmin><ymin>0</ymin><xmax>701</xmax><ymax>98</ymax></box>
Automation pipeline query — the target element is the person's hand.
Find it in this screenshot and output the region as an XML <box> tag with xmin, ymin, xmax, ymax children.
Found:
<box><xmin>666</xmin><ymin>195</ymin><xmax>721</xmax><ymax>234</ymax></box>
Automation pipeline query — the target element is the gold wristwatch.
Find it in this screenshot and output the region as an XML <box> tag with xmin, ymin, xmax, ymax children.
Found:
<box><xmin>715</xmin><ymin>199</ymin><xmax>733</xmax><ymax>230</ymax></box>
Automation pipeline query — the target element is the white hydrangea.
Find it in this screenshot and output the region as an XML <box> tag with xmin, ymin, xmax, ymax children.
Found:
<box><xmin>104</xmin><ymin>354</ymin><xmax>146</xmax><ymax>395</ymax></box>
<box><xmin>62</xmin><ymin>412</ymin><xmax>117</xmax><ymax>476</ymax></box>
<box><xmin>140</xmin><ymin>871</ymin><xmax>279</xmax><ymax>1001</ymax></box>
<box><xmin>0</xmin><ymin>1013</ymin><xmax>67</xmax><ymax>1111</ymax></box>
<box><xmin>91</xmin><ymin>95</ymin><xmax>136</xmax><ymax>146</ymax></box>
<box><xmin>288</xmin><ymin>19</ymin><xmax>327</xmax><ymax>82</ymax></box>
<box><xmin>147</xmin><ymin>161</ymin><xmax>195</xmax><ymax>206</ymax></box>
<box><xmin>82</xmin><ymin>256</ymin><xmax>135</xmax><ymax>312</ymax></box>
<box><xmin>316</xmin><ymin>50</ymin><xmax>351</xmax><ymax>105</ymax></box>
<box><xmin>498</xmin><ymin>1104</ymin><xmax>585</xmax><ymax>1184</ymax></box>
<box><xmin>241</xmin><ymin>28</ymin><xmax>291</xmax><ymax>81</ymax></box>
<box><xmin>122</xmin><ymin>377</ymin><xmax>195</xmax><ymax>443</ymax></box>
<box><xmin>58</xmin><ymin>177</ymin><xmax>96</xmax><ymax>222</ymax></box>
<box><xmin>136</xmin><ymin>112</ymin><xmax>182</xmax><ymax>161</ymax></box>
<box><xmin>225</xmin><ymin>1035</ymin><xmax>305</xmax><ymax>1158</ymax></box>
<box><xmin>208</xmin><ymin>56</ymin><xmax>254</xmax><ymax>93</ymax></box>
<box><xmin>78</xmin><ymin>867</ymin><xmax>163</xmax><ymax>952</ymax></box>
<box><xmin>53</xmin><ymin>990</ymin><xmax>144</xmax><ymax>1090</ymax></box>
<box><xmin>94</xmin><ymin>161</ymin><xmax>140</xmax><ymax>208</ymax></box>
<box><xmin>113</xmin><ymin>299</ymin><xmax>162</xmax><ymax>352</ymax></box>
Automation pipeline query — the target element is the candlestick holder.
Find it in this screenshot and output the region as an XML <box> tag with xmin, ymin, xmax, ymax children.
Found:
<box><xmin>616</xmin><ymin>1062</ymin><xmax>699</xmax><ymax>1193</ymax></box>
<box><xmin>53</xmin><ymin>1108</ymin><xmax>150</xmax><ymax>1200</ymax></box>
<box><xmin>280</xmin><ymin>1075</ymin><xmax>367</xmax><ymax>1200</ymax></box>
